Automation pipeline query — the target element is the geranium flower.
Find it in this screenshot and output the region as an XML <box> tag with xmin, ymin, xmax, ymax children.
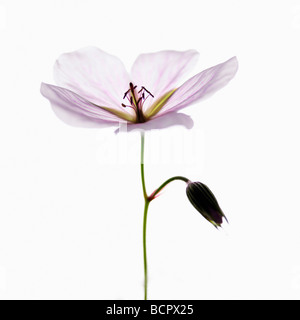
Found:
<box><xmin>40</xmin><ymin>47</ymin><xmax>238</xmax><ymax>131</ymax></box>
<box><xmin>40</xmin><ymin>47</ymin><xmax>238</xmax><ymax>300</ymax></box>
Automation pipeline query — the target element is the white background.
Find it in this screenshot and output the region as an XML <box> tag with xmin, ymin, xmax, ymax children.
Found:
<box><xmin>0</xmin><ymin>0</ymin><xmax>300</xmax><ymax>300</ymax></box>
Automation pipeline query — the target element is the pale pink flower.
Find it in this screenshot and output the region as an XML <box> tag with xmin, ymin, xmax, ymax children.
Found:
<box><xmin>41</xmin><ymin>47</ymin><xmax>238</xmax><ymax>131</ymax></box>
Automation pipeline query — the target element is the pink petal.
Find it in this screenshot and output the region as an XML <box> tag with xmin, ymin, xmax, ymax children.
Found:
<box><xmin>131</xmin><ymin>50</ymin><xmax>199</xmax><ymax>106</ymax></box>
<box><xmin>53</xmin><ymin>47</ymin><xmax>130</xmax><ymax>110</ymax></box>
<box><xmin>115</xmin><ymin>112</ymin><xmax>194</xmax><ymax>133</ymax></box>
<box><xmin>41</xmin><ymin>83</ymin><xmax>129</xmax><ymax>128</ymax></box>
<box><xmin>154</xmin><ymin>57</ymin><xmax>238</xmax><ymax>117</ymax></box>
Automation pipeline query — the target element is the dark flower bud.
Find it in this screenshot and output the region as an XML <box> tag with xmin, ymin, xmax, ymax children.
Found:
<box><xmin>186</xmin><ymin>181</ymin><xmax>228</xmax><ymax>228</ymax></box>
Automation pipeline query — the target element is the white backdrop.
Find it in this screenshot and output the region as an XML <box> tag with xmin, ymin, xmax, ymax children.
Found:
<box><xmin>1</xmin><ymin>0</ymin><xmax>300</xmax><ymax>300</ymax></box>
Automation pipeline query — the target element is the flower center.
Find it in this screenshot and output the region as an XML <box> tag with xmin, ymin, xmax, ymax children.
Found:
<box><xmin>122</xmin><ymin>83</ymin><xmax>154</xmax><ymax>123</ymax></box>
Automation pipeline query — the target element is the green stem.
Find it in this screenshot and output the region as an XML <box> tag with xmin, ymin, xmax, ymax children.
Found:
<box><xmin>141</xmin><ymin>132</ymin><xmax>149</xmax><ymax>300</ymax></box>
<box><xmin>140</xmin><ymin>132</ymin><xmax>147</xmax><ymax>200</ymax></box>
<box><xmin>149</xmin><ymin>176</ymin><xmax>190</xmax><ymax>201</ymax></box>
<box><xmin>140</xmin><ymin>132</ymin><xmax>189</xmax><ymax>300</ymax></box>
<box><xmin>142</xmin><ymin>200</ymin><xmax>149</xmax><ymax>300</ymax></box>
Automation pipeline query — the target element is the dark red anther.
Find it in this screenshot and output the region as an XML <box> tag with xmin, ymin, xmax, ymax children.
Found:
<box><xmin>123</xmin><ymin>88</ymin><xmax>130</xmax><ymax>99</ymax></box>
<box><xmin>139</xmin><ymin>86</ymin><xmax>154</xmax><ymax>98</ymax></box>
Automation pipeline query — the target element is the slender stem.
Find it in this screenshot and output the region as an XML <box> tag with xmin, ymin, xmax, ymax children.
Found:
<box><xmin>140</xmin><ymin>132</ymin><xmax>189</xmax><ymax>300</ymax></box>
<box><xmin>140</xmin><ymin>131</ymin><xmax>149</xmax><ymax>300</ymax></box>
<box><xmin>143</xmin><ymin>200</ymin><xmax>149</xmax><ymax>300</ymax></box>
<box><xmin>149</xmin><ymin>176</ymin><xmax>190</xmax><ymax>201</ymax></box>
<box><xmin>140</xmin><ymin>132</ymin><xmax>147</xmax><ymax>200</ymax></box>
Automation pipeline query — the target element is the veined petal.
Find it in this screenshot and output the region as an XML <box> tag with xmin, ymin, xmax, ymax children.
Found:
<box><xmin>115</xmin><ymin>112</ymin><xmax>194</xmax><ymax>133</ymax></box>
<box><xmin>131</xmin><ymin>50</ymin><xmax>199</xmax><ymax>106</ymax></box>
<box><xmin>53</xmin><ymin>47</ymin><xmax>131</xmax><ymax>110</ymax></box>
<box><xmin>154</xmin><ymin>57</ymin><xmax>238</xmax><ymax>117</ymax></box>
<box><xmin>41</xmin><ymin>83</ymin><xmax>135</xmax><ymax>128</ymax></box>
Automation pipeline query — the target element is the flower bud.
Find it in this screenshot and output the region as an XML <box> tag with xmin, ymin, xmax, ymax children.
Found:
<box><xmin>186</xmin><ymin>181</ymin><xmax>227</xmax><ymax>228</ymax></box>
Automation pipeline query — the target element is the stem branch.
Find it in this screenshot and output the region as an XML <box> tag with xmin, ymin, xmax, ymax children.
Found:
<box><xmin>140</xmin><ymin>132</ymin><xmax>189</xmax><ymax>300</ymax></box>
<box><xmin>149</xmin><ymin>176</ymin><xmax>190</xmax><ymax>201</ymax></box>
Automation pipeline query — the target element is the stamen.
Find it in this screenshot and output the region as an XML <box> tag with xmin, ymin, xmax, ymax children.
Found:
<box><xmin>123</xmin><ymin>89</ymin><xmax>130</xmax><ymax>99</ymax></box>
<box><xmin>122</xmin><ymin>103</ymin><xmax>136</xmax><ymax>110</ymax></box>
<box><xmin>137</xmin><ymin>97</ymin><xmax>142</xmax><ymax>106</ymax></box>
<box><xmin>139</xmin><ymin>86</ymin><xmax>154</xmax><ymax>98</ymax></box>
<box><xmin>122</xmin><ymin>83</ymin><xmax>154</xmax><ymax>123</ymax></box>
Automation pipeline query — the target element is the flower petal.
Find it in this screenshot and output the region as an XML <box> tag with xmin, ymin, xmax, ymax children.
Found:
<box><xmin>53</xmin><ymin>47</ymin><xmax>131</xmax><ymax>110</ymax></box>
<box><xmin>41</xmin><ymin>83</ymin><xmax>133</xmax><ymax>128</ymax></box>
<box><xmin>115</xmin><ymin>112</ymin><xmax>194</xmax><ymax>133</ymax></box>
<box><xmin>131</xmin><ymin>50</ymin><xmax>199</xmax><ymax>102</ymax></box>
<box><xmin>154</xmin><ymin>57</ymin><xmax>238</xmax><ymax>117</ymax></box>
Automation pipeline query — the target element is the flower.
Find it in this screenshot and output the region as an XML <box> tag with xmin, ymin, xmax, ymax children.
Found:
<box><xmin>40</xmin><ymin>47</ymin><xmax>238</xmax><ymax>131</ymax></box>
<box><xmin>186</xmin><ymin>181</ymin><xmax>228</xmax><ymax>228</ymax></box>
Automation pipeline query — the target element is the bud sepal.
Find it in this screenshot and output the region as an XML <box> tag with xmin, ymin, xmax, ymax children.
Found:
<box><xmin>186</xmin><ymin>181</ymin><xmax>228</xmax><ymax>228</ymax></box>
